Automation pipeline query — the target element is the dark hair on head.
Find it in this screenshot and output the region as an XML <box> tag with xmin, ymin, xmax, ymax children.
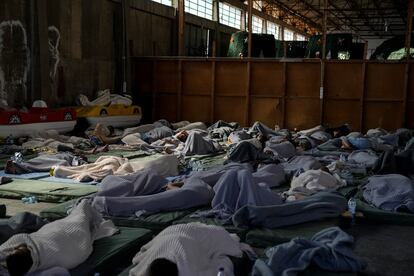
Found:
<box><xmin>107</xmin><ymin>125</ymin><xmax>115</xmax><ymax>135</ymax></box>
<box><xmin>148</xmin><ymin>258</ymin><xmax>178</xmax><ymax>276</ymax></box>
<box><xmin>6</xmin><ymin>247</ymin><xmax>33</xmax><ymax>276</ymax></box>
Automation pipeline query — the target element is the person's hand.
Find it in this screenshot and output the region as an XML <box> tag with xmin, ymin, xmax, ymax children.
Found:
<box><xmin>165</xmin><ymin>182</ymin><xmax>184</xmax><ymax>190</ymax></box>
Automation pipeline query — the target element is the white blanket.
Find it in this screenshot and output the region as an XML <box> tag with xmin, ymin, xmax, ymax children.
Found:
<box><xmin>54</xmin><ymin>155</ymin><xmax>179</xmax><ymax>181</ymax></box>
<box><xmin>130</xmin><ymin>223</ymin><xmax>252</xmax><ymax>276</ymax></box>
<box><xmin>0</xmin><ymin>201</ymin><xmax>117</xmax><ymax>273</ymax></box>
<box><xmin>287</xmin><ymin>169</ymin><xmax>346</xmax><ymax>199</ymax></box>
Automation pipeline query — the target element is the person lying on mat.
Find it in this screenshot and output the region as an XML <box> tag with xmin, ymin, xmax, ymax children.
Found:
<box><xmin>91</xmin><ymin>163</ymin><xmax>285</xmax><ymax>218</ymax></box>
<box><xmin>89</xmin><ymin>123</ymin><xmax>122</xmax><ymax>145</ymax></box>
<box><xmin>129</xmin><ymin>222</ymin><xmax>255</xmax><ymax>276</ymax></box>
<box><xmin>0</xmin><ymin>201</ymin><xmax>117</xmax><ymax>276</ymax></box>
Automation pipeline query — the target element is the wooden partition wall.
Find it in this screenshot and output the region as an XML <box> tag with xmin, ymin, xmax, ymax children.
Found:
<box><xmin>133</xmin><ymin>57</ymin><xmax>414</xmax><ymax>132</ymax></box>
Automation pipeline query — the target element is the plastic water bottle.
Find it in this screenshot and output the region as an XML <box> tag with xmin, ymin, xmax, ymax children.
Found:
<box><xmin>72</xmin><ymin>156</ymin><xmax>81</xmax><ymax>166</ymax></box>
<box><xmin>348</xmin><ymin>197</ymin><xmax>357</xmax><ymax>225</ymax></box>
<box><xmin>22</xmin><ymin>196</ymin><xmax>38</xmax><ymax>204</ymax></box>
<box><xmin>11</xmin><ymin>152</ymin><xmax>23</xmax><ymax>163</ymax></box>
<box><xmin>217</xmin><ymin>267</ymin><xmax>226</xmax><ymax>276</ymax></box>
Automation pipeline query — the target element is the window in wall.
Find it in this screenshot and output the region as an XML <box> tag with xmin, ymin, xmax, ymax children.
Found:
<box><xmin>244</xmin><ymin>0</ymin><xmax>263</xmax><ymax>11</ymax></box>
<box><xmin>267</xmin><ymin>21</ymin><xmax>280</xmax><ymax>39</ymax></box>
<box><xmin>284</xmin><ymin>29</ymin><xmax>294</xmax><ymax>40</ymax></box>
<box><xmin>219</xmin><ymin>2</ymin><xmax>242</xmax><ymax>29</ymax></box>
<box><xmin>296</xmin><ymin>34</ymin><xmax>306</xmax><ymax>41</ymax></box>
<box><xmin>151</xmin><ymin>0</ymin><xmax>172</xmax><ymax>6</ymax></box>
<box><xmin>252</xmin><ymin>15</ymin><xmax>263</xmax><ymax>33</ymax></box>
<box><xmin>185</xmin><ymin>0</ymin><xmax>213</xmax><ymax>20</ymax></box>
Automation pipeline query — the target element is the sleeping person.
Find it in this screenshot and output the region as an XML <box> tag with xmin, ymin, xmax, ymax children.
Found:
<box><xmin>0</xmin><ymin>200</ymin><xmax>117</xmax><ymax>276</ymax></box>
<box><xmin>129</xmin><ymin>222</ymin><xmax>255</xmax><ymax>276</ymax></box>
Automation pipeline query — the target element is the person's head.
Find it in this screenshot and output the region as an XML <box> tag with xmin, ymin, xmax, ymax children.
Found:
<box><xmin>320</xmin><ymin>166</ymin><xmax>331</xmax><ymax>174</ymax></box>
<box><xmin>6</xmin><ymin>244</ymin><xmax>33</xmax><ymax>276</ymax></box>
<box><xmin>148</xmin><ymin>258</ymin><xmax>178</xmax><ymax>276</ymax></box>
<box><xmin>176</xmin><ymin>130</ymin><xmax>188</xmax><ymax>142</ymax></box>
<box><xmin>297</xmin><ymin>139</ymin><xmax>312</xmax><ymax>151</ymax></box>
<box><xmin>107</xmin><ymin>125</ymin><xmax>115</xmax><ymax>136</ymax></box>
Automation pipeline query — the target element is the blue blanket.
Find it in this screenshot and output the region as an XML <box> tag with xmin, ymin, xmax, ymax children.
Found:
<box><xmin>96</xmin><ymin>170</ymin><xmax>167</xmax><ymax>197</ymax></box>
<box><xmin>92</xmin><ymin>177</ymin><xmax>214</xmax><ymax>217</ymax></box>
<box><xmin>252</xmin><ymin>227</ymin><xmax>367</xmax><ymax>276</ymax></box>
<box><xmin>233</xmin><ymin>192</ymin><xmax>347</xmax><ymax>229</ymax></box>
<box><xmin>198</xmin><ymin>168</ymin><xmax>283</xmax><ymax>220</ymax></box>
<box><xmin>363</xmin><ymin>174</ymin><xmax>414</xmax><ymax>213</ymax></box>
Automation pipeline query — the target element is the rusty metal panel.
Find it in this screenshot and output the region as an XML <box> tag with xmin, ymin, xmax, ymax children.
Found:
<box><xmin>181</xmin><ymin>95</ymin><xmax>211</xmax><ymax>123</ymax></box>
<box><xmin>363</xmin><ymin>102</ymin><xmax>404</xmax><ymax>131</ymax></box>
<box><xmin>136</xmin><ymin>61</ymin><xmax>153</xmax><ymax>95</ymax></box>
<box><xmin>325</xmin><ymin>63</ymin><xmax>363</xmax><ymax>99</ymax></box>
<box><xmin>249</xmin><ymin>97</ymin><xmax>283</xmax><ymax>127</ymax></box>
<box><xmin>323</xmin><ymin>99</ymin><xmax>361</xmax><ymax>130</ymax></box>
<box><xmin>286</xmin><ymin>63</ymin><xmax>320</xmax><ymax>97</ymax></box>
<box><xmin>156</xmin><ymin>60</ymin><xmax>178</xmax><ymax>94</ymax></box>
<box><xmin>182</xmin><ymin>61</ymin><xmax>212</xmax><ymax>96</ymax></box>
<box><xmin>408</xmin><ymin>101</ymin><xmax>414</xmax><ymax>128</ymax></box>
<box><xmin>408</xmin><ymin>63</ymin><xmax>414</xmax><ymax>101</ymax></box>
<box><xmin>214</xmin><ymin>96</ymin><xmax>246</xmax><ymax>125</ymax></box>
<box><xmin>156</xmin><ymin>93</ymin><xmax>177</xmax><ymax>122</ymax></box>
<box><xmin>365</xmin><ymin>63</ymin><xmax>405</xmax><ymax>100</ymax></box>
<box><xmin>285</xmin><ymin>99</ymin><xmax>320</xmax><ymax>130</ymax></box>
<box><xmin>215</xmin><ymin>62</ymin><xmax>247</xmax><ymax>96</ymax></box>
<box><xmin>250</xmin><ymin>62</ymin><xmax>284</xmax><ymax>96</ymax></box>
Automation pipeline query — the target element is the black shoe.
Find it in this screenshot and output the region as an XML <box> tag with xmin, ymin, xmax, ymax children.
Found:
<box><xmin>0</xmin><ymin>204</ymin><xmax>6</xmax><ymax>218</ymax></box>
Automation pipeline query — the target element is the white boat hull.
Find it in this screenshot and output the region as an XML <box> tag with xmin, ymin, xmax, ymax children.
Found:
<box><xmin>85</xmin><ymin>115</ymin><xmax>142</xmax><ymax>128</ymax></box>
<box><xmin>0</xmin><ymin>121</ymin><xmax>77</xmax><ymax>137</ymax></box>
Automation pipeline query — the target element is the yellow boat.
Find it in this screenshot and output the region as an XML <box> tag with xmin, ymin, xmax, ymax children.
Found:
<box><xmin>76</xmin><ymin>104</ymin><xmax>142</xmax><ymax>127</ymax></box>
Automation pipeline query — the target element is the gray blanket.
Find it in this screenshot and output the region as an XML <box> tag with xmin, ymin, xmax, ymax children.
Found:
<box><xmin>92</xmin><ymin>178</ymin><xmax>214</xmax><ymax>216</ymax></box>
<box><xmin>347</xmin><ymin>150</ymin><xmax>379</xmax><ymax>169</ymax></box>
<box><xmin>194</xmin><ymin>168</ymin><xmax>283</xmax><ymax>220</ymax></box>
<box><xmin>182</xmin><ymin>131</ymin><xmax>221</xmax><ymax>156</ymax></box>
<box><xmin>248</xmin><ymin>121</ymin><xmax>281</xmax><ymax>138</ymax></box>
<box><xmin>282</xmin><ymin>156</ymin><xmax>322</xmax><ymax>178</ymax></box>
<box><xmin>232</xmin><ymin>192</ymin><xmax>347</xmax><ymax>228</ymax></box>
<box><xmin>363</xmin><ymin>174</ymin><xmax>414</xmax><ymax>213</ymax></box>
<box><xmin>9</xmin><ymin>153</ymin><xmax>76</xmax><ymax>174</ymax></box>
<box><xmin>264</xmin><ymin>141</ymin><xmax>296</xmax><ymax>160</ymax></box>
<box><xmin>227</xmin><ymin>140</ymin><xmax>269</xmax><ymax>163</ymax></box>
<box><xmin>96</xmin><ymin>170</ymin><xmax>167</xmax><ymax>197</ymax></box>
<box><xmin>252</xmin><ymin>227</ymin><xmax>367</xmax><ymax>276</ymax></box>
<box><xmin>0</xmin><ymin>212</ymin><xmax>46</xmax><ymax>244</ymax></box>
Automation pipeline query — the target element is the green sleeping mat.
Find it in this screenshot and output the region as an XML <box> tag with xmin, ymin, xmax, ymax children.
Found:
<box><xmin>111</xmin><ymin>210</ymin><xmax>194</xmax><ymax>232</ymax></box>
<box><xmin>40</xmin><ymin>199</ymin><xmax>194</xmax><ymax>232</ymax></box>
<box><xmin>245</xmin><ymin>218</ymin><xmax>340</xmax><ymax>248</ymax></box>
<box><xmin>70</xmin><ymin>227</ymin><xmax>153</xmax><ymax>276</ymax></box>
<box><xmin>0</xmin><ymin>179</ymin><xmax>97</xmax><ymax>203</ymax></box>
<box><xmin>187</xmin><ymin>152</ymin><xmax>227</xmax><ymax>171</ymax></box>
<box><xmin>356</xmin><ymin>198</ymin><xmax>414</xmax><ymax>226</ymax></box>
<box><xmin>172</xmin><ymin>210</ymin><xmax>248</xmax><ymax>240</ymax></box>
<box><xmin>344</xmin><ymin>187</ymin><xmax>414</xmax><ymax>226</ymax></box>
<box><xmin>85</xmin><ymin>150</ymin><xmax>146</xmax><ymax>163</ymax></box>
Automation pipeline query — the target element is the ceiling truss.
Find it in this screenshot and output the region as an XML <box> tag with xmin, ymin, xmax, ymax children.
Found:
<box><xmin>250</xmin><ymin>0</ymin><xmax>411</xmax><ymax>39</ymax></box>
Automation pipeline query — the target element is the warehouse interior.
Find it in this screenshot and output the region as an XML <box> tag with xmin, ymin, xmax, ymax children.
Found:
<box><xmin>0</xmin><ymin>0</ymin><xmax>414</xmax><ymax>276</ymax></box>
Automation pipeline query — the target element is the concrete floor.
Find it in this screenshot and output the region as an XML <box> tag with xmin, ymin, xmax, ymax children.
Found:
<box><xmin>348</xmin><ymin>224</ymin><xmax>414</xmax><ymax>276</ymax></box>
<box><xmin>1</xmin><ymin>198</ymin><xmax>57</xmax><ymax>216</ymax></box>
